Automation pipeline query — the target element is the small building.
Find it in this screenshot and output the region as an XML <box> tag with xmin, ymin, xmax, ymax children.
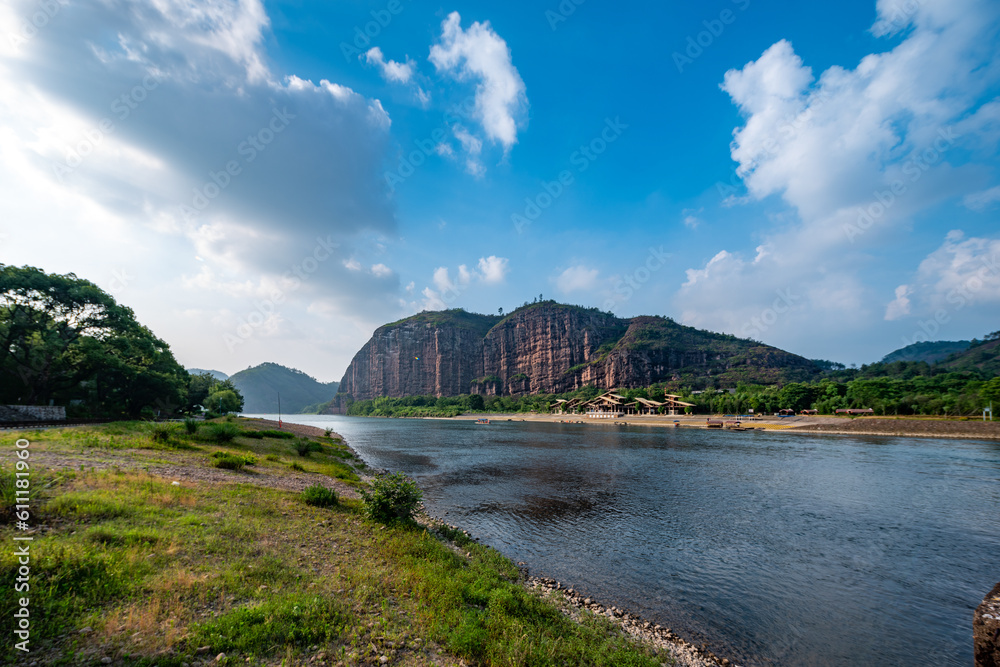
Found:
<box><xmin>583</xmin><ymin>392</ymin><xmax>628</xmax><ymax>418</ymax></box>
<box><xmin>800</xmin><ymin>409</ymin><xmax>818</xmax><ymax>415</ymax></box>
<box><xmin>835</xmin><ymin>408</ymin><xmax>875</xmax><ymax>416</ymax></box>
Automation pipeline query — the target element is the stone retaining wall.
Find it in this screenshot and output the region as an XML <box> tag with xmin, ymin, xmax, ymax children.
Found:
<box><xmin>0</xmin><ymin>405</ymin><xmax>66</xmax><ymax>421</ymax></box>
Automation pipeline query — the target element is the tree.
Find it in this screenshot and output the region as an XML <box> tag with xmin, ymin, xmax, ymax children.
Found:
<box><xmin>982</xmin><ymin>377</ymin><xmax>1000</xmax><ymax>406</ymax></box>
<box><xmin>206</xmin><ymin>379</ymin><xmax>245</xmax><ymax>414</ymax></box>
<box><xmin>0</xmin><ymin>264</ymin><xmax>189</xmax><ymax>416</ymax></box>
<box><xmin>468</xmin><ymin>394</ymin><xmax>485</xmax><ymax>411</ymax></box>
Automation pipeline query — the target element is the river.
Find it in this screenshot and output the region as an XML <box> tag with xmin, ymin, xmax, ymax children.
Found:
<box><xmin>250</xmin><ymin>414</ymin><xmax>1000</xmax><ymax>666</ymax></box>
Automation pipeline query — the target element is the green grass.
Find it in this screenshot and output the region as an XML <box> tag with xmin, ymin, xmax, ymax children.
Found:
<box><xmin>0</xmin><ymin>422</ymin><xmax>667</xmax><ymax>666</ymax></box>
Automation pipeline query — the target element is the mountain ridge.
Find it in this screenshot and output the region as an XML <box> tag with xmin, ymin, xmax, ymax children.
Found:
<box><xmin>334</xmin><ymin>302</ymin><xmax>821</xmax><ymax>406</ymax></box>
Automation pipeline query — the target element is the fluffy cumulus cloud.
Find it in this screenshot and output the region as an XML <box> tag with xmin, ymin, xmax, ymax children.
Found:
<box><xmin>418</xmin><ymin>255</ymin><xmax>509</xmax><ymax>309</ymax></box>
<box><xmin>363</xmin><ymin>47</ymin><xmax>415</xmax><ymax>83</ymax></box>
<box><xmin>887</xmin><ymin>231</ymin><xmax>1000</xmax><ymax>320</ymax></box>
<box><xmin>429</xmin><ymin>11</ymin><xmax>527</xmax><ymax>161</ymax></box>
<box><xmin>0</xmin><ymin>0</ymin><xmax>402</xmax><ymax>376</ymax></box>
<box><xmin>675</xmin><ymin>0</ymin><xmax>1000</xmax><ymax>359</ymax></box>
<box><xmin>555</xmin><ymin>265</ymin><xmax>600</xmax><ymax>293</ymax></box>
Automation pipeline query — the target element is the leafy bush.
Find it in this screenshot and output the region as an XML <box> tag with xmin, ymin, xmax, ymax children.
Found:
<box><xmin>289</xmin><ymin>462</ymin><xmax>305</xmax><ymax>472</ymax></box>
<box><xmin>204</xmin><ymin>422</ymin><xmax>241</xmax><ymax>443</ymax></box>
<box><xmin>301</xmin><ymin>484</ymin><xmax>338</xmax><ymax>508</ymax></box>
<box><xmin>294</xmin><ymin>438</ymin><xmax>322</xmax><ymax>457</ymax></box>
<box><xmin>360</xmin><ymin>472</ymin><xmax>423</xmax><ymax>524</ymax></box>
<box><xmin>244</xmin><ymin>429</ymin><xmax>295</xmax><ymax>440</ymax></box>
<box><xmin>150</xmin><ymin>423</ymin><xmax>173</xmax><ymax>443</ymax></box>
<box><xmin>211</xmin><ymin>452</ymin><xmax>256</xmax><ymax>470</ymax></box>
<box><xmin>183</xmin><ymin>418</ymin><xmax>199</xmax><ymax>434</ymax></box>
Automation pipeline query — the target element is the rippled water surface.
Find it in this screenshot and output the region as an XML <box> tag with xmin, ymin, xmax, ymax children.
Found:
<box><xmin>260</xmin><ymin>415</ymin><xmax>1000</xmax><ymax>666</ymax></box>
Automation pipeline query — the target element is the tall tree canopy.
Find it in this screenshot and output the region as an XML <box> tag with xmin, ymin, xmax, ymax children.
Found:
<box><xmin>0</xmin><ymin>265</ymin><xmax>189</xmax><ymax>417</ymax></box>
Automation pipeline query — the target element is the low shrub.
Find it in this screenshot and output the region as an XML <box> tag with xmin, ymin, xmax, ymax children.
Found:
<box><xmin>204</xmin><ymin>422</ymin><xmax>241</xmax><ymax>443</ymax></box>
<box><xmin>183</xmin><ymin>418</ymin><xmax>199</xmax><ymax>434</ymax></box>
<box><xmin>301</xmin><ymin>484</ymin><xmax>338</xmax><ymax>508</ymax></box>
<box><xmin>294</xmin><ymin>438</ymin><xmax>323</xmax><ymax>457</ymax></box>
<box><xmin>211</xmin><ymin>452</ymin><xmax>256</xmax><ymax>470</ymax></box>
<box><xmin>360</xmin><ymin>472</ymin><xmax>423</xmax><ymax>524</ymax></box>
<box><xmin>150</xmin><ymin>423</ymin><xmax>173</xmax><ymax>443</ymax></box>
<box><xmin>289</xmin><ymin>462</ymin><xmax>305</xmax><ymax>472</ymax></box>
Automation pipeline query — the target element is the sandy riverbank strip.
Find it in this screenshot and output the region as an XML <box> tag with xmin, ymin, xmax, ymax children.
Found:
<box><xmin>426</xmin><ymin>412</ymin><xmax>1000</xmax><ymax>440</ymax></box>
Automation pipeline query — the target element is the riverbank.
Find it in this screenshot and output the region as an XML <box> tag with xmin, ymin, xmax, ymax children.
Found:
<box><xmin>0</xmin><ymin>419</ymin><xmax>720</xmax><ymax>667</ymax></box>
<box><xmin>426</xmin><ymin>412</ymin><xmax>1000</xmax><ymax>440</ymax></box>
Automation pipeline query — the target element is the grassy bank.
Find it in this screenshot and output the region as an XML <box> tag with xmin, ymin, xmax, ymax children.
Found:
<box><xmin>0</xmin><ymin>420</ymin><xmax>666</xmax><ymax>666</ymax></box>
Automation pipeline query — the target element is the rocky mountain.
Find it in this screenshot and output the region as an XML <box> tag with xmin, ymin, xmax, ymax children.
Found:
<box><xmin>880</xmin><ymin>340</ymin><xmax>971</xmax><ymax>364</ymax></box>
<box><xmin>230</xmin><ymin>362</ymin><xmax>339</xmax><ymax>414</ymax></box>
<box><xmin>334</xmin><ymin>302</ymin><xmax>820</xmax><ymax>406</ymax></box>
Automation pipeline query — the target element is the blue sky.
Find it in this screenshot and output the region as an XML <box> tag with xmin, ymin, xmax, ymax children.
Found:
<box><xmin>1</xmin><ymin>0</ymin><xmax>998</xmax><ymax>382</ymax></box>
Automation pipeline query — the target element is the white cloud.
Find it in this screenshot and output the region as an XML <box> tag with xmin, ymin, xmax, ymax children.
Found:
<box><xmin>676</xmin><ymin>0</ymin><xmax>1000</xmax><ymax>358</ymax></box>
<box><xmin>890</xmin><ymin>230</ymin><xmax>1000</xmax><ymax>316</ymax></box>
<box><xmin>419</xmin><ymin>256</ymin><xmax>509</xmax><ymax>310</ymax></box>
<box><xmin>0</xmin><ymin>0</ymin><xmax>405</xmax><ymax>378</ymax></box>
<box><xmin>371</xmin><ymin>263</ymin><xmax>392</xmax><ymax>278</ymax></box>
<box><xmin>363</xmin><ymin>47</ymin><xmax>415</xmax><ymax>84</ymax></box>
<box><xmin>964</xmin><ymin>185</ymin><xmax>1000</xmax><ymax>210</ymax></box>
<box><xmin>452</xmin><ymin>124</ymin><xmax>484</xmax><ymax>176</ymax></box>
<box><xmin>429</xmin><ymin>11</ymin><xmax>527</xmax><ymax>152</ymax></box>
<box><xmin>682</xmin><ymin>208</ymin><xmax>704</xmax><ymax>229</ymax></box>
<box><xmin>884</xmin><ymin>284</ymin><xmax>912</xmax><ymax>320</ymax></box>
<box><xmin>477</xmin><ymin>256</ymin><xmax>509</xmax><ymax>284</ymax></box>
<box><xmin>555</xmin><ymin>265</ymin><xmax>599</xmax><ymax>293</ymax></box>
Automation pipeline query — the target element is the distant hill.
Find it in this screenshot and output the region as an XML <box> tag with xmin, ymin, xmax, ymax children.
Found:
<box><xmin>936</xmin><ymin>335</ymin><xmax>1000</xmax><ymax>375</ymax></box>
<box><xmin>229</xmin><ymin>363</ymin><xmax>339</xmax><ymax>414</ymax></box>
<box><xmin>187</xmin><ymin>368</ymin><xmax>229</xmax><ymax>380</ymax></box>
<box><xmin>880</xmin><ymin>340</ymin><xmax>971</xmax><ymax>364</ymax></box>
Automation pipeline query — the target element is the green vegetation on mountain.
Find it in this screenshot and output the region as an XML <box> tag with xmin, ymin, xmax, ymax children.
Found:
<box><xmin>229</xmin><ymin>362</ymin><xmax>339</xmax><ymax>414</ymax></box>
<box><xmin>384</xmin><ymin>308</ymin><xmax>501</xmax><ymax>337</ymax></box>
<box><xmin>936</xmin><ymin>333</ymin><xmax>1000</xmax><ymax>375</ymax></box>
<box><xmin>186</xmin><ymin>368</ymin><xmax>229</xmax><ymax>381</ymax></box>
<box><xmin>881</xmin><ymin>340</ymin><xmax>972</xmax><ymax>364</ymax></box>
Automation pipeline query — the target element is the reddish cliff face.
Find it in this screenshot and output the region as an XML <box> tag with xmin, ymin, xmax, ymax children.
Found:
<box><xmin>479</xmin><ymin>305</ymin><xmax>625</xmax><ymax>395</ymax></box>
<box><xmin>337</xmin><ymin>314</ymin><xmax>490</xmax><ymax>399</ymax></box>
<box><xmin>335</xmin><ymin>303</ymin><xmax>819</xmax><ymax>403</ymax></box>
